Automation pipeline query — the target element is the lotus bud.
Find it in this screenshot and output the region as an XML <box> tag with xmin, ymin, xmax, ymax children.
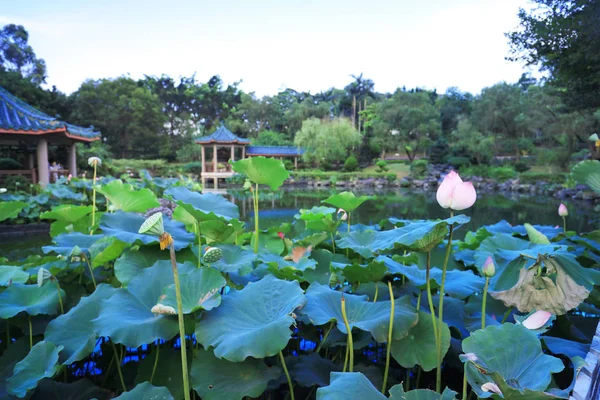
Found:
<box><xmin>87</xmin><ymin>156</ymin><xmax>102</xmax><ymax>167</ymax></box>
<box><xmin>0</xmin><ymin>188</ymin><xmax>6</xmax><ymax>193</ymax></box>
<box><xmin>337</xmin><ymin>208</ymin><xmax>348</xmax><ymax>221</ymax></box>
<box><xmin>481</xmin><ymin>382</ymin><xmax>502</xmax><ymax>395</ymax></box>
<box><xmin>277</xmin><ymin>232</ymin><xmax>285</xmax><ymax>240</ymax></box>
<box><xmin>37</xmin><ymin>267</ymin><xmax>53</xmax><ymax>287</ymax></box>
<box><xmin>482</xmin><ymin>256</ymin><xmax>495</xmax><ymax>278</ymax></box>
<box><xmin>203</xmin><ymin>246</ymin><xmax>223</xmax><ymax>263</ymax></box>
<box><xmin>522</xmin><ymin>310</ymin><xmax>552</xmax><ymax>330</ymax></box>
<box><xmin>436</xmin><ymin>170</ymin><xmax>477</xmax><ymax>211</ymax></box>
<box><xmin>558</xmin><ymin>203</ymin><xmax>568</xmax><ymax>217</ymax></box>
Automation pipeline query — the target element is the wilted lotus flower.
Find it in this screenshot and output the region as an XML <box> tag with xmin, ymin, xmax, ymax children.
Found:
<box><xmin>436</xmin><ymin>171</ymin><xmax>477</xmax><ymax>211</ymax></box>
<box><xmin>482</xmin><ymin>256</ymin><xmax>495</xmax><ymax>278</ymax></box>
<box><xmin>558</xmin><ymin>203</ymin><xmax>568</xmax><ymax>217</ymax></box>
<box><xmin>481</xmin><ymin>382</ymin><xmax>502</xmax><ymax>395</ymax></box>
<box><xmin>522</xmin><ymin>310</ymin><xmax>552</xmax><ymax>330</ymax></box>
<box><xmin>138</xmin><ymin>212</ymin><xmax>173</xmax><ymax>250</ymax></box>
<box><xmin>203</xmin><ymin>246</ymin><xmax>223</xmax><ymax>263</ymax></box>
<box><xmin>337</xmin><ymin>208</ymin><xmax>348</xmax><ymax>221</ymax></box>
<box><xmin>151</xmin><ymin>303</ymin><xmax>177</xmax><ymax>315</ymax></box>
<box><xmin>0</xmin><ymin>188</ymin><xmax>6</xmax><ymax>193</ymax></box>
<box><xmin>87</xmin><ymin>157</ymin><xmax>102</xmax><ymax>167</ymax></box>
<box><xmin>37</xmin><ymin>267</ymin><xmax>53</xmax><ymax>287</ymax></box>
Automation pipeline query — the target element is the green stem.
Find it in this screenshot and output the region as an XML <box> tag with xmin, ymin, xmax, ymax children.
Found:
<box><xmin>315</xmin><ymin>322</ymin><xmax>334</xmax><ymax>354</ymax></box>
<box><xmin>101</xmin><ymin>352</ymin><xmax>115</xmax><ymax>388</ymax></box>
<box><xmin>150</xmin><ymin>342</ymin><xmax>160</xmax><ymax>384</ymax></box>
<box><xmin>416</xmin><ymin>366</ymin><xmax>422</xmax><ymax>389</ymax></box>
<box><xmin>416</xmin><ymin>291</ymin><xmax>422</xmax><ymax>310</ymax></box>
<box><xmin>195</xmin><ymin>222</ymin><xmax>201</xmax><ymax>268</ymax></box>
<box><xmin>405</xmin><ymin>368</ymin><xmax>410</xmax><ymax>391</ymax></box>
<box><xmin>253</xmin><ymin>184</ymin><xmax>259</xmax><ymax>254</ymax></box>
<box><xmin>381</xmin><ymin>281</ymin><xmax>395</xmax><ymax>394</ymax></box>
<box><xmin>6</xmin><ymin>320</ymin><xmax>9</xmax><ymax>350</ymax></box>
<box><xmin>562</xmin><ymin>216</ymin><xmax>567</xmax><ymax>234</ymax></box>
<box><xmin>331</xmin><ymin>232</ymin><xmax>336</xmax><ymax>254</ymax></box>
<box><xmin>501</xmin><ymin>307</ymin><xmax>513</xmax><ymax>324</ymax></box>
<box><xmin>279</xmin><ymin>351</ymin><xmax>295</xmax><ymax>400</ymax></box>
<box><xmin>425</xmin><ymin>252</ymin><xmax>438</xmax><ymax>347</ymax></box>
<box><xmin>346</xmin><ymin>213</ymin><xmax>351</xmax><ymax>258</ymax></box>
<box><xmin>91</xmin><ymin>164</ymin><xmax>97</xmax><ymax>235</ymax></box>
<box><xmin>340</xmin><ymin>295</ymin><xmax>354</xmax><ymax>372</ymax></box>
<box><xmin>28</xmin><ymin>315</ymin><xmax>32</xmax><ymax>349</ymax></box>
<box><xmin>55</xmin><ymin>282</ymin><xmax>64</xmax><ymax>314</ymax></box>
<box><xmin>169</xmin><ymin>243</ymin><xmax>191</xmax><ymax>400</ymax></box>
<box><xmin>436</xmin><ymin>222</ymin><xmax>454</xmax><ymax>393</ymax></box>
<box><xmin>110</xmin><ymin>341</ymin><xmax>126</xmax><ymax>392</ymax></box>
<box><xmin>83</xmin><ymin>255</ymin><xmax>97</xmax><ymax>289</ymax></box>
<box><xmin>373</xmin><ymin>284</ymin><xmax>379</xmax><ymax>302</ymax></box>
<box><xmin>462</xmin><ymin>362</ymin><xmax>468</xmax><ymax>400</ymax></box>
<box><xmin>482</xmin><ymin>277</ymin><xmax>490</xmax><ymax>329</ymax></box>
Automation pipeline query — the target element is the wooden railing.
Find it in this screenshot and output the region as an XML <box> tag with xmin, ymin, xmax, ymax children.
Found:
<box><xmin>0</xmin><ymin>169</ymin><xmax>37</xmax><ymax>184</ymax></box>
<box><xmin>203</xmin><ymin>163</ymin><xmax>233</xmax><ymax>173</ymax></box>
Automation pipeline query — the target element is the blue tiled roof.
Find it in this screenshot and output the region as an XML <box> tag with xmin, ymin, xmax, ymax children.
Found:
<box><xmin>246</xmin><ymin>146</ymin><xmax>304</xmax><ymax>156</ymax></box>
<box><xmin>0</xmin><ymin>85</ymin><xmax>100</xmax><ymax>141</ymax></box>
<box><xmin>195</xmin><ymin>125</ymin><xmax>250</xmax><ymax>144</ymax></box>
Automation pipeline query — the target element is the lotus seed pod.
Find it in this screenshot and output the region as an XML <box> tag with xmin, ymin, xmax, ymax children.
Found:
<box><xmin>204</xmin><ymin>247</ymin><xmax>223</xmax><ymax>263</ymax></box>
<box><xmin>138</xmin><ymin>212</ymin><xmax>165</xmax><ymax>236</ymax></box>
<box><xmin>482</xmin><ymin>256</ymin><xmax>495</xmax><ymax>278</ymax></box>
<box><xmin>87</xmin><ymin>156</ymin><xmax>102</xmax><ymax>166</ymax></box>
<box><xmin>37</xmin><ymin>268</ymin><xmax>52</xmax><ymax>287</ymax></box>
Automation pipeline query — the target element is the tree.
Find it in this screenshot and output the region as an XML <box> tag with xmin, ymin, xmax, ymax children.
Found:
<box><xmin>437</xmin><ymin>87</ymin><xmax>473</xmax><ymax>135</ymax></box>
<box><xmin>252</xmin><ymin>130</ymin><xmax>291</xmax><ymax>146</ymax></box>
<box><xmin>0</xmin><ymin>24</ymin><xmax>46</xmax><ymax>84</ymax></box>
<box><xmin>294</xmin><ymin>118</ymin><xmax>360</xmax><ymax>166</ymax></box>
<box><xmin>507</xmin><ymin>0</ymin><xmax>600</xmax><ymax>110</ymax></box>
<box><xmin>451</xmin><ymin>119</ymin><xmax>495</xmax><ymax>165</ymax></box>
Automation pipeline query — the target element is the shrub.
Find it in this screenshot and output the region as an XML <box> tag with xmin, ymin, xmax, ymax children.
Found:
<box><xmin>284</xmin><ymin>160</ymin><xmax>294</xmax><ymax>171</ymax></box>
<box><xmin>513</xmin><ymin>161</ymin><xmax>530</xmax><ymax>173</ymax></box>
<box><xmin>0</xmin><ymin>158</ymin><xmax>22</xmax><ymax>170</ymax></box>
<box><xmin>410</xmin><ymin>159</ymin><xmax>428</xmax><ymax>178</ymax></box>
<box><xmin>447</xmin><ymin>156</ymin><xmax>471</xmax><ymax>169</ymax></box>
<box><xmin>375</xmin><ymin>159</ymin><xmax>389</xmax><ymax>172</ymax></box>
<box><xmin>519</xmin><ymin>171</ymin><xmax>567</xmax><ymax>185</ymax></box>
<box><xmin>489</xmin><ymin>166</ymin><xmax>517</xmax><ymax>181</ymax></box>
<box><xmin>182</xmin><ymin>162</ymin><xmax>203</xmax><ymax>174</ymax></box>
<box><xmin>343</xmin><ymin>156</ymin><xmax>359</xmax><ymax>172</ymax></box>
<box><xmin>428</xmin><ymin>138</ymin><xmax>450</xmax><ymax>164</ymax></box>
<box><xmin>3</xmin><ymin>174</ymin><xmax>31</xmax><ymax>192</ymax></box>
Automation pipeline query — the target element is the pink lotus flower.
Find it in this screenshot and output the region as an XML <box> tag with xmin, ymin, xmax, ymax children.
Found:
<box><xmin>436</xmin><ymin>171</ymin><xmax>477</xmax><ymax>211</ymax></box>
<box><xmin>337</xmin><ymin>208</ymin><xmax>348</xmax><ymax>221</ymax></box>
<box><xmin>522</xmin><ymin>310</ymin><xmax>552</xmax><ymax>330</ymax></box>
<box><xmin>277</xmin><ymin>232</ymin><xmax>285</xmax><ymax>240</ymax></box>
<box><xmin>558</xmin><ymin>203</ymin><xmax>568</xmax><ymax>217</ymax></box>
<box><xmin>481</xmin><ymin>382</ymin><xmax>502</xmax><ymax>395</ymax></box>
<box><xmin>482</xmin><ymin>256</ymin><xmax>495</xmax><ymax>277</ymax></box>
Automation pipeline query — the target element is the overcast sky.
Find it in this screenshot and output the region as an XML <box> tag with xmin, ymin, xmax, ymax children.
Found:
<box><xmin>2</xmin><ymin>0</ymin><xmax>536</xmax><ymax>96</ymax></box>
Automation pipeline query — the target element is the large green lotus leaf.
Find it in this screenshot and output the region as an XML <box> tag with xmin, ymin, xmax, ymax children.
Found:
<box><xmin>297</xmin><ymin>206</ymin><xmax>338</xmax><ymax>232</ymax></box>
<box><xmin>391</xmin><ymin>311</ymin><xmax>451</xmax><ymax>372</ymax></box>
<box><xmin>135</xmin><ymin>348</ymin><xmax>187</xmax><ymax>400</ymax></box>
<box><xmin>378</xmin><ymin>256</ymin><xmax>484</xmax><ymax>300</ymax></box>
<box><xmin>288</xmin><ymin>353</ymin><xmax>340</xmax><ymax>387</ymax></box>
<box><xmin>157</xmin><ymin>267</ymin><xmax>226</xmax><ymax>313</ymax></box>
<box><xmin>114</xmin><ymin>247</ymin><xmax>172</xmax><ymax>287</ymax></box>
<box><xmin>48</xmin><ymin>212</ymin><xmax>103</xmax><ymax>237</ymax></box>
<box><xmin>198</xmin><ymin>219</ymin><xmax>236</xmax><ymax>244</ymax></box>
<box><xmin>301</xmin><ymin>283</ymin><xmax>418</xmax><ymax>342</ymax></box>
<box><xmin>44</xmin><ymin>284</ymin><xmax>118</xmax><ymax>365</ymax></box>
<box><xmin>97</xmin><ymin>179</ymin><xmax>160</xmax><ymax>212</ymax></box>
<box><xmin>195</xmin><ymin>275</ymin><xmax>305</xmax><ymax>362</ymax></box>
<box><xmin>0</xmin><ymin>266</ymin><xmax>29</xmax><ymax>286</ymax></box>
<box><xmin>259</xmin><ymin>252</ymin><xmax>317</xmax><ymax>272</ymax></box>
<box><xmin>542</xmin><ymin>336</ymin><xmax>589</xmax><ymax>359</ymax></box>
<box><xmin>113</xmin><ymin>382</ymin><xmax>174</xmax><ymax>400</ymax></box>
<box><xmin>321</xmin><ymin>191</ymin><xmax>374</xmax><ymax>213</ymax></box>
<box><xmin>332</xmin><ymin>259</ymin><xmax>387</xmax><ymax>283</ymax></box>
<box><xmin>100</xmin><ymin>211</ymin><xmax>194</xmax><ymax>251</ymax></box>
<box><xmin>0</xmin><ymin>340</ymin><xmax>29</xmax><ymax>399</ymax></box>
<box><xmin>388</xmin><ymin>385</ymin><xmax>458</xmax><ymax>399</ymax></box>
<box><xmin>42</xmin><ymin>232</ymin><xmax>104</xmax><ymax>256</ymax></box>
<box><xmin>304</xmin><ymin>249</ymin><xmax>345</xmax><ymax>285</ymax></box>
<box><xmin>31</xmin><ymin>379</ymin><xmax>109</xmax><ymax>400</ymax></box>
<box><xmin>572</xmin><ymin>159</ymin><xmax>600</xmax><ymax>193</ymax></box>
<box><xmin>190</xmin><ymin>347</ymin><xmax>281</xmax><ymax>400</ymax></box>
<box><xmin>165</xmin><ymin>186</ymin><xmax>239</xmax><ymax>221</ymax></box>
<box><xmin>336</xmin><ymin>230</ymin><xmax>377</xmax><ymax>258</ymax></box>
<box><xmin>0</xmin><ymin>201</ymin><xmax>27</xmax><ymax>222</ymax></box>
<box><xmin>231</xmin><ymin>157</ymin><xmax>289</xmax><ymax>190</ymax></box>
<box><xmin>461</xmin><ymin>323</ymin><xmax>564</xmax><ymax>398</ymax></box>
<box><xmin>7</xmin><ymin>341</ymin><xmax>63</xmax><ymax>398</ymax></box>
<box><xmin>89</xmin><ymin>236</ymin><xmax>129</xmax><ymax>268</ymax></box>
<box><xmin>316</xmin><ymin>372</ymin><xmax>386</xmax><ymax>400</ymax></box>
<box><xmin>211</xmin><ymin>244</ymin><xmax>256</xmax><ymax>275</ymax></box>
<box><xmin>490</xmin><ymin>252</ymin><xmax>598</xmax><ymax>314</ymax></box>
<box><xmin>40</xmin><ymin>205</ymin><xmax>94</xmax><ymax>223</ymax></box>
<box><xmin>0</xmin><ymin>283</ymin><xmax>64</xmax><ymax>318</ymax></box>
<box><xmin>92</xmin><ymin>261</ymin><xmax>191</xmax><ymax>347</ymax></box>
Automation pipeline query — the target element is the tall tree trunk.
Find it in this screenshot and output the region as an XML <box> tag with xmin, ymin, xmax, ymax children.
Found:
<box><xmin>352</xmin><ymin>96</ymin><xmax>356</xmax><ymax>129</ymax></box>
<box><xmin>358</xmin><ymin>101</ymin><xmax>362</xmax><ymax>134</ymax></box>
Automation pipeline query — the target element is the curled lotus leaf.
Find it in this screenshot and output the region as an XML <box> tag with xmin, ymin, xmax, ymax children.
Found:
<box><xmin>316</xmin><ymin>372</ymin><xmax>387</xmax><ymax>400</ymax></box>
<box><xmin>165</xmin><ymin>186</ymin><xmax>240</xmax><ymax>221</ymax></box>
<box><xmin>0</xmin><ymin>283</ymin><xmax>64</xmax><ymax>319</ymax></box>
<box><xmin>231</xmin><ymin>156</ymin><xmax>290</xmax><ymax>190</ymax></box>
<box><xmin>321</xmin><ymin>191</ymin><xmax>374</xmax><ymax>213</ymax></box>
<box><xmin>0</xmin><ymin>201</ymin><xmax>27</xmax><ymax>222</ymax></box>
<box><xmin>388</xmin><ymin>385</ymin><xmax>458</xmax><ymax>399</ymax></box>
<box><xmin>0</xmin><ymin>266</ymin><xmax>29</xmax><ymax>286</ymax></box>
<box><xmin>7</xmin><ymin>341</ymin><xmax>64</xmax><ymax>398</ymax></box>
<box><xmin>96</xmin><ymin>179</ymin><xmax>160</xmax><ymax>213</ymax></box>
<box><xmin>195</xmin><ymin>274</ymin><xmax>305</xmax><ymax>362</ymax></box>
<box><xmin>113</xmin><ymin>382</ymin><xmax>174</xmax><ymax>400</ymax></box>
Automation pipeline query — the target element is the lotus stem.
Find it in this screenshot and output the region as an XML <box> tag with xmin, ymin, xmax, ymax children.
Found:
<box><xmin>279</xmin><ymin>351</ymin><xmax>295</xmax><ymax>400</ymax></box>
<box><xmin>482</xmin><ymin>277</ymin><xmax>490</xmax><ymax>329</ymax></box>
<box><xmin>416</xmin><ymin>291</ymin><xmax>422</xmax><ymax>310</ymax></box>
<box><xmin>346</xmin><ymin>213</ymin><xmax>351</xmax><ymax>258</ymax></box>
<box><xmin>462</xmin><ymin>362</ymin><xmax>469</xmax><ymax>400</ymax></box>
<box><xmin>436</xmin><ymin>223</ymin><xmax>454</xmax><ymax>393</ymax></box>
<box><xmin>405</xmin><ymin>368</ymin><xmax>410</xmax><ymax>391</ymax></box>
<box><xmin>501</xmin><ymin>307</ymin><xmax>513</xmax><ymax>323</ymax></box>
<box><xmin>55</xmin><ymin>281</ymin><xmax>64</xmax><ymax>314</ymax></box>
<box><xmin>340</xmin><ymin>295</ymin><xmax>353</xmax><ymax>372</ymax></box>
<box><xmin>416</xmin><ymin>366</ymin><xmax>422</xmax><ymax>389</ymax></box>
<box><xmin>6</xmin><ymin>321</ymin><xmax>9</xmax><ymax>350</ymax></box>
<box><xmin>28</xmin><ymin>315</ymin><xmax>32</xmax><ymax>349</ymax></box>
<box><xmin>101</xmin><ymin>352</ymin><xmax>114</xmax><ymax>388</ymax></box>
<box><xmin>83</xmin><ymin>255</ymin><xmax>97</xmax><ymax>289</ymax></box>
<box><xmin>381</xmin><ymin>281</ymin><xmax>395</xmax><ymax>394</ymax></box>
<box><xmin>253</xmin><ymin>184</ymin><xmax>259</xmax><ymax>254</ymax></box>
<box><xmin>150</xmin><ymin>342</ymin><xmax>160</xmax><ymax>384</ymax></box>
<box><xmin>425</xmin><ymin>252</ymin><xmax>438</xmax><ymax>348</ymax></box>
<box><xmin>195</xmin><ymin>222</ymin><xmax>201</xmax><ymax>268</ymax></box>
<box><xmin>169</xmin><ymin>243</ymin><xmax>191</xmax><ymax>400</ymax></box>
<box><xmin>562</xmin><ymin>216</ymin><xmax>567</xmax><ymax>234</ymax></box>
<box><xmin>315</xmin><ymin>321</ymin><xmax>334</xmax><ymax>354</ymax></box>
<box><xmin>331</xmin><ymin>232</ymin><xmax>336</xmax><ymax>254</ymax></box>
<box><xmin>91</xmin><ymin>163</ymin><xmax>97</xmax><ymax>235</ymax></box>
<box><xmin>110</xmin><ymin>341</ymin><xmax>126</xmax><ymax>392</ymax></box>
<box><xmin>373</xmin><ymin>284</ymin><xmax>379</xmax><ymax>302</ymax></box>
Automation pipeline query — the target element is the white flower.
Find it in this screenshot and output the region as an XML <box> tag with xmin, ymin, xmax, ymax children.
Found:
<box><xmin>337</xmin><ymin>208</ymin><xmax>348</xmax><ymax>221</ymax></box>
<box><xmin>0</xmin><ymin>188</ymin><xmax>6</xmax><ymax>193</ymax></box>
<box><xmin>481</xmin><ymin>382</ymin><xmax>502</xmax><ymax>395</ymax></box>
<box><xmin>88</xmin><ymin>157</ymin><xmax>102</xmax><ymax>167</ymax></box>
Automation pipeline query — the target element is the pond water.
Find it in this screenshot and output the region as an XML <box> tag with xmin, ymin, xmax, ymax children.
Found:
<box><xmin>1</xmin><ymin>188</ymin><xmax>598</xmax><ymax>261</ymax></box>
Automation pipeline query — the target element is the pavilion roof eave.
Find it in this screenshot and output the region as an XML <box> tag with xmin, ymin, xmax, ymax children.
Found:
<box><xmin>0</xmin><ymin>127</ymin><xmax>101</xmax><ymax>142</ymax></box>
<box><xmin>195</xmin><ymin>139</ymin><xmax>249</xmax><ymax>145</ymax></box>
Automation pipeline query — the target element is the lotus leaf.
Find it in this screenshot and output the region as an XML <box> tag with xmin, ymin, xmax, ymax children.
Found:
<box><xmin>321</xmin><ymin>191</ymin><xmax>374</xmax><ymax>213</ymax></box>
<box><xmin>336</xmin><ymin>230</ymin><xmax>377</xmax><ymax>258</ymax></box>
<box><xmin>7</xmin><ymin>341</ymin><xmax>63</xmax><ymax>398</ymax></box>
<box><xmin>114</xmin><ymin>247</ymin><xmax>187</xmax><ymax>287</ymax></box>
<box><xmin>42</xmin><ymin>232</ymin><xmax>104</xmax><ymax>256</ymax></box>
<box><xmin>89</xmin><ymin>236</ymin><xmax>129</xmax><ymax>267</ymax></box>
<box><xmin>523</xmin><ymin>223</ymin><xmax>550</xmax><ymax>245</ymax></box>
<box><xmin>96</xmin><ymin>179</ymin><xmax>160</xmax><ymax>212</ymax></box>
<box><xmin>0</xmin><ymin>340</ymin><xmax>29</xmax><ymax>398</ymax></box>
<box><xmin>288</xmin><ymin>353</ymin><xmax>340</xmax><ymax>387</ymax></box>
<box><xmin>301</xmin><ymin>283</ymin><xmax>418</xmax><ymax>342</ymax></box>
<box><xmin>297</xmin><ymin>206</ymin><xmax>338</xmax><ymax>232</ymax></box>
<box><xmin>542</xmin><ymin>336</ymin><xmax>589</xmax><ymax>359</ymax></box>
<box><xmin>40</xmin><ymin>205</ymin><xmax>94</xmax><ymax>223</ymax></box>
<box><xmin>195</xmin><ymin>275</ymin><xmax>305</xmax><ymax>362</ymax></box>
<box><xmin>259</xmin><ymin>252</ymin><xmax>317</xmax><ymax>272</ymax></box>
<box><xmin>0</xmin><ymin>200</ymin><xmax>27</xmax><ymax>222</ymax></box>
<box><xmin>304</xmin><ymin>249</ymin><xmax>342</xmax><ymax>285</ymax></box>
<box><xmin>0</xmin><ymin>266</ymin><xmax>29</xmax><ymax>286</ymax></box>
<box><xmin>165</xmin><ymin>186</ymin><xmax>239</xmax><ymax>221</ymax></box>
<box><xmin>190</xmin><ymin>347</ymin><xmax>281</xmax><ymax>400</ymax></box>
<box><xmin>31</xmin><ymin>379</ymin><xmax>109</xmax><ymax>400</ymax></box>
<box><xmin>316</xmin><ymin>372</ymin><xmax>386</xmax><ymax>399</ymax></box>
<box><xmin>0</xmin><ymin>283</ymin><xmax>64</xmax><ymax>318</ymax></box>
<box><xmin>388</xmin><ymin>386</ymin><xmax>458</xmax><ymax>399</ymax></box>
<box><xmin>210</xmin><ymin>244</ymin><xmax>256</xmax><ymax>275</ymax></box>
<box><xmin>44</xmin><ymin>284</ymin><xmax>118</xmax><ymax>364</ymax></box>
<box><xmin>134</xmin><ymin>348</ymin><xmax>188</xmax><ymax>400</ymax></box>
<box><xmin>332</xmin><ymin>259</ymin><xmax>387</xmax><ymax>283</ymax></box>
<box><xmin>572</xmin><ymin>159</ymin><xmax>600</xmax><ymax>193</ymax></box>
<box><xmin>113</xmin><ymin>382</ymin><xmax>174</xmax><ymax>400</ymax></box>
<box><xmin>231</xmin><ymin>157</ymin><xmax>289</xmax><ymax>190</ymax></box>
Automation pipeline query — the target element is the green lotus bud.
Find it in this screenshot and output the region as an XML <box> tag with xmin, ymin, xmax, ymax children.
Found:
<box><xmin>138</xmin><ymin>212</ymin><xmax>165</xmax><ymax>236</ymax></box>
<box><xmin>37</xmin><ymin>267</ymin><xmax>53</xmax><ymax>287</ymax></box>
<box><xmin>70</xmin><ymin>245</ymin><xmax>83</xmax><ymax>257</ymax></box>
<box><xmin>482</xmin><ymin>256</ymin><xmax>495</xmax><ymax>278</ymax></box>
<box><xmin>203</xmin><ymin>247</ymin><xmax>223</xmax><ymax>263</ymax></box>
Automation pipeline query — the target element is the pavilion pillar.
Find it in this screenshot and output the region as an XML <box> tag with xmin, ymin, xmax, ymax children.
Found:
<box><xmin>231</xmin><ymin>145</ymin><xmax>235</xmax><ymax>162</ymax></box>
<box><xmin>242</xmin><ymin>146</ymin><xmax>246</xmax><ymax>159</ymax></box>
<box><xmin>36</xmin><ymin>138</ymin><xmax>49</xmax><ymax>187</ymax></box>
<box><xmin>27</xmin><ymin>153</ymin><xmax>34</xmax><ymax>170</ymax></box>
<box><xmin>201</xmin><ymin>145</ymin><xmax>206</xmax><ymax>173</ymax></box>
<box><xmin>294</xmin><ymin>156</ymin><xmax>298</xmax><ymax>169</ymax></box>
<box><xmin>69</xmin><ymin>143</ymin><xmax>77</xmax><ymax>177</ymax></box>
<box><xmin>213</xmin><ymin>144</ymin><xmax>217</xmax><ymax>172</ymax></box>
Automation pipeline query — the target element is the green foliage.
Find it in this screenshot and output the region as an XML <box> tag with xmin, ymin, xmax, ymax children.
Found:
<box><xmin>0</xmin><ymin>200</ymin><xmax>27</xmax><ymax>222</ymax></box>
<box><xmin>294</xmin><ymin>118</ymin><xmax>360</xmax><ymax>166</ymax></box>
<box><xmin>0</xmin><ymin>24</ymin><xmax>47</xmax><ymax>84</ymax></box>
<box><xmin>428</xmin><ymin>138</ymin><xmax>450</xmax><ymax>164</ymax></box>
<box><xmin>3</xmin><ymin>174</ymin><xmax>31</xmax><ymax>192</ymax></box>
<box><xmin>572</xmin><ymin>160</ymin><xmax>600</xmax><ymax>193</ymax></box>
<box><xmin>450</xmin><ymin>118</ymin><xmax>494</xmax><ymax>165</ymax></box>
<box><xmin>514</xmin><ymin>161</ymin><xmax>531</xmax><ymax>173</ymax></box>
<box><xmin>232</xmin><ymin>156</ymin><xmax>290</xmax><ymax>190</ymax></box>
<box><xmin>0</xmin><ymin>157</ymin><xmax>22</xmax><ymax>169</ymax></box>
<box><xmin>375</xmin><ymin>159</ymin><xmax>389</xmax><ymax>172</ymax></box>
<box><xmin>410</xmin><ymin>159</ymin><xmax>428</xmax><ymax>179</ymax></box>
<box><xmin>252</xmin><ymin>130</ymin><xmax>291</xmax><ymax>146</ymax></box>
<box><xmin>182</xmin><ymin>162</ymin><xmax>202</xmax><ymax>174</ymax></box>
<box><xmin>343</xmin><ymin>155</ymin><xmax>359</xmax><ymax>172</ymax></box>
<box><xmin>105</xmin><ymin>159</ymin><xmax>179</xmax><ymax>177</ymax></box>
<box><xmin>519</xmin><ymin>171</ymin><xmax>567</xmax><ymax>185</ymax></box>
<box><xmin>446</xmin><ymin>156</ymin><xmax>470</xmax><ymax>169</ymax></box>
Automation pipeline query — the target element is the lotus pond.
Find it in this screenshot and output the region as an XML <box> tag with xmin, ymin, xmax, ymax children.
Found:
<box><xmin>0</xmin><ymin>157</ymin><xmax>599</xmax><ymax>400</ymax></box>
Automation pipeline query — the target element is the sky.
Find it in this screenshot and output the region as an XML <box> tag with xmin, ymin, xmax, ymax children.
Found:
<box><xmin>1</xmin><ymin>0</ymin><xmax>537</xmax><ymax>97</ymax></box>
